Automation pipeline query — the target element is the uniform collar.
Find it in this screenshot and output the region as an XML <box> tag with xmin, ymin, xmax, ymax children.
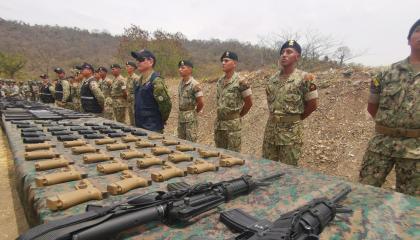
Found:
<box><xmin>182</xmin><ymin>76</ymin><xmax>193</xmax><ymax>86</ymax></box>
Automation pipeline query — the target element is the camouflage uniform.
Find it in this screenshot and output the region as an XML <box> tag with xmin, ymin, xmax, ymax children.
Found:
<box><xmin>262</xmin><ymin>69</ymin><xmax>318</xmax><ymax>166</ymax></box>
<box><xmin>215</xmin><ymin>72</ymin><xmax>251</xmax><ymax>152</ymax></box>
<box><xmin>55</xmin><ymin>78</ymin><xmax>71</xmax><ymax>109</ymax></box>
<box><xmin>30</xmin><ymin>81</ymin><xmax>39</xmax><ymax>102</ymax></box>
<box><xmin>360</xmin><ymin>58</ymin><xmax>419</xmax><ymax>196</ymax></box>
<box><xmin>178</xmin><ymin>77</ymin><xmax>203</xmax><ymax>142</ymax></box>
<box><xmin>126</xmin><ymin>73</ymin><xmax>141</xmax><ymax>126</ymax></box>
<box><xmin>21</xmin><ymin>84</ymin><xmax>31</xmax><ymax>101</ymax></box>
<box><xmin>70</xmin><ymin>80</ymin><xmax>82</xmax><ymax>112</ymax></box>
<box><xmin>110</xmin><ymin>75</ymin><xmax>127</xmax><ymax>123</ymax></box>
<box><xmin>99</xmin><ymin>77</ymin><xmax>114</xmax><ymax>120</ymax></box>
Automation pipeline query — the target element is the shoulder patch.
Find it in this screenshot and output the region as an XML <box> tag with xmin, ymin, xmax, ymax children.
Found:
<box><xmin>372</xmin><ymin>77</ymin><xmax>380</xmax><ymax>87</ymax></box>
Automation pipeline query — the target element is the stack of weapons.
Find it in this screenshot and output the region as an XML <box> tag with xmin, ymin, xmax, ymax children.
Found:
<box><xmin>13</xmin><ymin>120</ymin><xmax>247</xmax><ymax>212</ymax></box>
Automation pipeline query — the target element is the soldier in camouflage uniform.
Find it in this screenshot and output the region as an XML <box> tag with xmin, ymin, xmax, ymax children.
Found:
<box><xmin>79</xmin><ymin>63</ymin><xmax>104</xmax><ymax>115</ymax></box>
<box><xmin>126</xmin><ymin>61</ymin><xmax>141</xmax><ymax>126</ymax></box>
<box><xmin>21</xmin><ymin>82</ymin><xmax>31</xmax><ymax>101</ymax></box>
<box><xmin>359</xmin><ymin>19</ymin><xmax>420</xmax><ymax>196</ymax></box>
<box><xmin>70</xmin><ymin>66</ymin><xmax>84</xmax><ymax>112</ymax></box>
<box><xmin>39</xmin><ymin>74</ymin><xmax>55</xmax><ymax>105</ymax></box>
<box><xmin>53</xmin><ymin>67</ymin><xmax>71</xmax><ymax>109</ymax></box>
<box><xmin>262</xmin><ymin>40</ymin><xmax>318</xmax><ymax>166</ymax></box>
<box><xmin>110</xmin><ymin>64</ymin><xmax>127</xmax><ymax>123</ymax></box>
<box><xmin>177</xmin><ymin>60</ymin><xmax>204</xmax><ymax>142</ymax></box>
<box><xmin>98</xmin><ymin>67</ymin><xmax>114</xmax><ymax>120</ymax></box>
<box><xmin>131</xmin><ymin>49</ymin><xmax>172</xmax><ymax>133</ymax></box>
<box><xmin>215</xmin><ymin>51</ymin><xmax>253</xmax><ymax>152</ymax></box>
<box><xmin>30</xmin><ymin>79</ymin><xmax>40</xmax><ymax>102</ymax></box>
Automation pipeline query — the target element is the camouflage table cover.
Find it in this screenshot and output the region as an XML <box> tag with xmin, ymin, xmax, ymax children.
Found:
<box><xmin>2</xmin><ymin>115</ymin><xmax>419</xmax><ymax>240</ymax></box>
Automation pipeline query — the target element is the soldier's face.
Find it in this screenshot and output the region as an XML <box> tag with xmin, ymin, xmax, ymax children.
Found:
<box><xmin>99</xmin><ymin>70</ymin><xmax>107</xmax><ymax>78</ymax></box>
<box><xmin>178</xmin><ymin>66</ymin><xmax>192</xmax><ymax>77</ymax></box>
<box><xmin>94</xmin><ymin>72</ymin><xmax>101</xmax><ymax>80</ymax></box>
<box><xmin>57</xmin><ymin>72</ymin><xmax>65</xmax><ymax>79</ymax></box>
<box><xmin>279</xmin><ymin>48</ymin><xmax>300</xmax><ymax>67</ymax></box>
<box><xmin>126</xmin><ymin>65</ymin><xmax>136</xmax><ymax>74</ymax></box>
<box><xmin>221</xmin><ymin>58</ymin><xmax>236</xmax><ymax>72</ymax></box>
<box><xmin>409</xmin><ymin>26</ymin><xmax>420</xmax><ymax>51</ymax></box>
<box><xmin>81</xmin><ymin>68</ymin><xmax>92</xmax><ymax>77</ymax></box>
<box><xmin>137</xmin><ymin>58</ymin><xmax>153</xmax><ymax>72</ymax></box>
<box><xmin>111</xmin><ymin>67</ymin><xmax>121</xmax><ymax>76</ymax></box>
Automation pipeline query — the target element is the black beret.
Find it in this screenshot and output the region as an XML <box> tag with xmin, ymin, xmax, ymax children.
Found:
<box><xmin>408</xmin><ymin>19</ymin><xmax>420</xmax><ymax>40</ymax></box>
<box><xmin>97</xmin><ymin>66</ymin><xmax>108</xmax><ymax>73</ymax></box>
<box><xmin>40</xmin><ymin>74</ymin><xmax>48</xmax><ymax>79</ymax></box>
<box><xmin>280</xmin><ymin>40</ymin><xmax>302</xmax><ymax>55</ymax></box>
<box><xmin>54</xmin><ymin>67</ymin><xmax>64</xmax><ymax>74</ymax></box>
<box><xmin>110</xmin><ymin>64</ymin><xmax>121</xmax><ymax>69</ymax></box>
<box><xmin>178</xmin><ymin>60</ymin><xmax>193</xmax><ymax>68</ymax></box>
<box><xmin>80</xmin><ymin>63</ymin><xmax>94</xmax><ymax>71</ymax></box>
<box><xmin>220</xmin><ymin>51</ymin><xmax>238</xmax><ymax>61</ymax></box>
<box><xmin>131</xmin><ymin>49</ymin><xmax>156</xmax><ymax>63</ymax></box>
<box><xmin>126</xmin><ymin>61</ymin><xmax>137</xmax><ymax>68</ymax></box>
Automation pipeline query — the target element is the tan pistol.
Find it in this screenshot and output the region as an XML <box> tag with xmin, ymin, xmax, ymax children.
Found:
<box><xmin>162</xmin><ymin>139</ymin><xmax>180</xmax><ymax>146</ymax></box>
<box><xmin>94</xmin><ymin>138</ymin><xmax>117</xmax><ymax>145</ymax></box>
<box><xmin>24</xmin><ymin>150</ymin><xmax>60</xmax><ymax>161</ymax></box>
<box><xmin>148</xmin><ymin>134</ymin><xmax>164</xmax><ymax>140</ymax></box>
<box><xmin>35</xmin><ymin>158</ymin><xmax>73</xmax><ymax>171</ymax></box>
<box><xmin>137</xmin><ymin>156</ymin><xmax>165</xmax><ymax>169</ymax></box>
<box><xmin>168</xmin><ymin>152</ymin><xmax>194</xmax><ymax>163</ymax></box>
<box><xmin>25</xmin><ymin>142</ymin><xmax>56</xmax><ymax>152</ymax></box>
<box><xmin>135</xmin><ymin>140</ymin><xmax>156</xmax><ymax>148</ymax></box>
<box><xmin>151</xmin><ymin>163</ymin><xmax>187</xmax><ymax>182</ymax></box>
<box><xmin>120</xmin><ymin>150</ymin><xmax>147</xmax><ymax>160</ymax></box>
<box><xmin>219</xmin><ymin>157</ymin><xmax>245</xmax><ymax>167</ymax></box>
<box><xmin>35</xmin><ymin>165</ymin><xmax>85</xmax><ymax>187</ymax></box>
<box><xmin>121</xmin><ymin>135</ymin><xmax>139</xmax><ymax>143</ymax></box>
<box><xmin>197</xmin><ymin>148</ymin><xmax>220</xmax><ymax>158</ymax></box>
<box><xmin>151</xmin><ymin>146</ymin><xmax>173</xmax><ymax>156</ymax></box>
<box><xmin>107</xmin><ymin>170</ymin><xmax>151</xmax><ymax>195</ymax></box>
<box><xmin>71</xmin><ymin>144</ymin><xmax>99</xmax><ymax>154</ymax></box>
<box><xmin>175</xmin><ymin>144</ymin><xmax>196</xmax><ymax>152</ymax></box>
<box><xmin>46</xmin><ymin>179</ymin><xmax>104</xmax><ymax>211</ymax></box>
<box><xmin>187</xmin><ymin>159</ymin><xmax>219</xmax><ymax>174</ymax></box>
<box><xmin>83</xmin><ymin>153</ymin><xmax>114</xmax><ymax>164</ymax></box>
<box><xmin>97</xmin><ymin>159</ymin><xmax>130</xmax><ymax>174</ymax></box>
<box><xmin>63</xmin><ymin>139</ymin><xmax>87</xmax><ymax>148</ymax></box>
<box><xmin>106</xmin><ymin>143</ymin><xmax>130</xmax><ymax>151</ymax></box>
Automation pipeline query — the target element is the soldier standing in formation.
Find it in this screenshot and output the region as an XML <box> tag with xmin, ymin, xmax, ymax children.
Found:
<box><xmin>359</xmin><ymin>19</ymin><xmax>420</xmax><ymax>196</ymax></box>
<box><xmin>131</xmin><ymin>49</ymin><xmax>172</xmax><ymax>133</ymax></box>
<box><xmin>21</xmin><ymin>82</ymin><xmax>31</xmax><ymax>101</ymax></box>
<box><xmin>70</xmin><ymin>66</ymin><xmax>84</xmax><ymax>112</ymax></box>
<box><xmin>214</xmin><ymin>51</ymin><xmax>252</xmax><ymax>152</ymax></box>
<box><xmin>53</xmin><ymin>67</ymin><xmax>71</xmax><ymax>108</ymax></box>
<box><xmin>39</xmin><ymin>74</ymin><xmax>55</xmax><ymax>105</ymax></box>
<box><xmin>80</xmin><ymin>63</ymin><xmax>104</xmax><ymax>114</ymax></box>
<box><xmin>262</xmin><ymin>40</ymin><xmax>318</xmax><ymax>166</ymax></box>
<box><xmin>110</xmin><ymin>64</ymin><xmax>127</xmax><ymax>123</ymax></box>
<box><xmin>126</xmin><ymin>61</ymin><xmax>141</xmax><ymax>126</ymax></box>
<box><xmin>98</xmin><ymin>67</ymin><xmax>114</xmax><ymax>120</ymax></box>
<box><xmin>177</xmin><ymin>60</ymin><xmax>204</xmax><ymax>142</ymax></box>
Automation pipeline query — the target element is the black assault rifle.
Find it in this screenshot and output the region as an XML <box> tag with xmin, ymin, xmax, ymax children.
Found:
<box><xmin>18</xmin><ymin>173</ymin><xmax>283</xmax><ymax>240</ymax></box>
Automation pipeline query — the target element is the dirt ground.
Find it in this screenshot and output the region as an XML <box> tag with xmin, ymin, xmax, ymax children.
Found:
<box><xmin>0</xmin><ymin>67</ymin><xmax>395</xmax><ymax>238</ymax></box>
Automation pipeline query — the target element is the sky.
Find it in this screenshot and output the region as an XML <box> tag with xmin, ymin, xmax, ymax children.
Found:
<box><xmin>0</xmin><ymin>0</ymin><xmax>419</xmax><ymax>66</ymax></box>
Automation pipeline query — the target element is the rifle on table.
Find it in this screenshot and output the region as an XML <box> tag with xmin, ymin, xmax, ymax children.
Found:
<box><xmin>220</xmin><ymin>185</ymin><xmax>352</xmax><ymax>240</ymax></box>
<box><xmin>18</xmin><ymin>173</ymin><xmax>283</xmax><ymax>240</ymax></box>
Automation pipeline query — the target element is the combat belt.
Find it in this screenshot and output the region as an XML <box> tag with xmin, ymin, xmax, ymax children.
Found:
<box><xmin>46</xmin><ymin>179</ymin><xmax>105</xmax><ymax>211</ymax></box>
<box><xmin>107</xmin><ymin>170</ymin><xmax>151</xmax><ymax>195</ymax></box>
<box><xmin>151</xmin><ymin>162</ymin><xmax>187</xmax><ymax>182</ymax></box>
<box><xmin>97</xmin><ymin>159</ymin><xmax>130</xmax><ymax>174</ymax></box>
<box><xmin>35</xmin><ymin>166</ymin><xmax>85</xmax><ymax>187</ymax></box>
<box><xmin>25</xmin><ymin>142</ymin><xmax>56</xmax><ymax>152</ymax></box>
<box><xmin>375</xmin><ymin>124</ymin><xmax>420</xmax><ymax>138</ymax></box>
<box><xmin>187</xmin><ymin>159</ymin><xmax>218</xmax><ymax>174</ymax></box>
<box><xmin>137</xmin><ymin>156</ymin><xmax>165</xmax><ymax>168</ymax></box>
<box><xmin>35</xmin><ymin>158</ymin><xmax>74</xmax><ymax>171</ymax></box>
<box><xmin>269</xmin><ymin>113</ymin><xmax>301</xmax><ymax>123</ymax></box>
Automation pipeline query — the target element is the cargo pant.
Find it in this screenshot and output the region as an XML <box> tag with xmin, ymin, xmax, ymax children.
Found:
<box><xmin>101</xmin><ymin>97</ymin><xmax>114</xmax><ymax>120</ymax></box>
<box><xmin>214</xmin><ymin>118</ymin><xmax>241</xmax><ymax>152</ymax></box>
<box><xmin>127</xmin><ymin>100</ymin><xmax>135</xmax><ymax>126</ymax></box>
<box><xmin>262</xmin><ymin>141</ymin><xmax>302</xmax><ymax>166</ymax></box>
<box><xmin>359</xmin><ymin>150</ymin><xmax>419</xmax><ymax>196</ymax></box>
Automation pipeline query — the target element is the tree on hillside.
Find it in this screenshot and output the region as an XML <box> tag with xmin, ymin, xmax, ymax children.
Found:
<box><xmin>333</xmin><ymin>46</ymin><xmax>366</xmax><ymax>67</ymax></box>
<box><xmin>0</xmin><ymin>52</ymin><xmax>26</xmax><ymax>78</ymax></box>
